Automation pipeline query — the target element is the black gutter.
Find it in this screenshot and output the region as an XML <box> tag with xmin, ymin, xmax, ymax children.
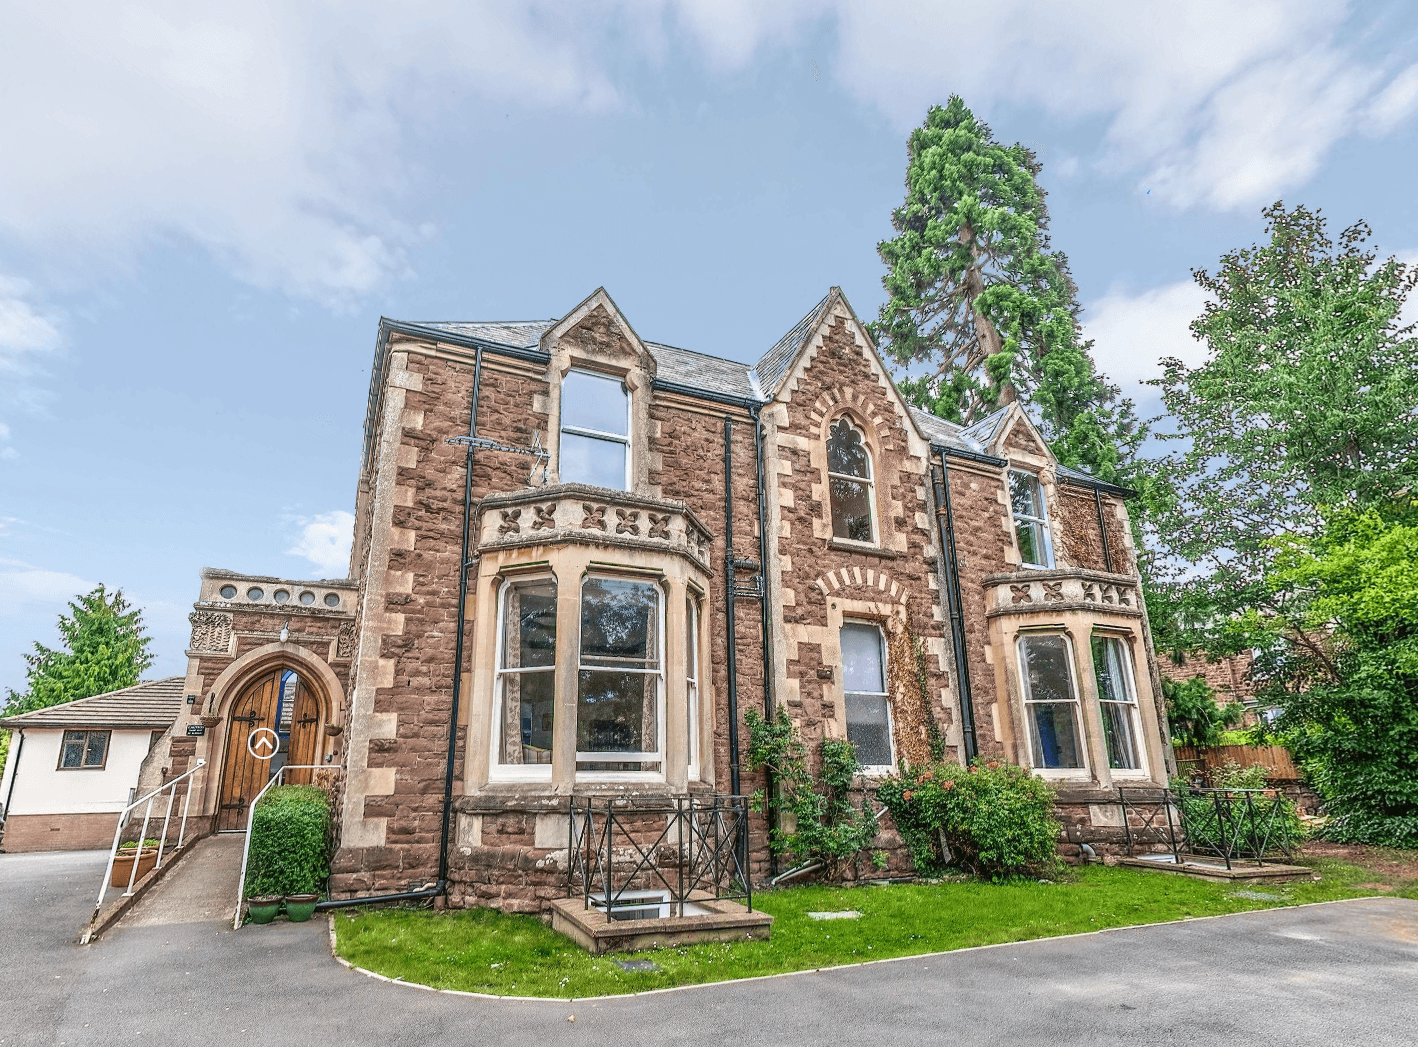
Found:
<box><xmin>723</xmin><ymin>415</ymin><xmax>742</xmax><ymax>797</ymax></box>
<box><xmin>379</xmin><ymin>318</ymin><xmax>550</xmax><ymax>366</ymax></box>
<box><xmin>930</xmin><ymin>454</ymin><xmax>979</xmax><ymax>762</ymax></box>
<box><xmin>936</xmin><ymin>444</ymin><xmax>1009</xmax><ymax>469</ymax></box>
<box><xmin>750</xmin><ymin>404</ymin><xmax>777</xmax><ymax>877</ymax></box>
<box><xmin>1059</xmin><ymin>473</ymin><xmax>1137</xmax><ymax>499</ymax></box>
<box><xmin>318</xmin><ymin>345</ymin><xmax>484</xmax><ymax>913</ymax></box>
<box><xmin>652</xmin><ymin>378</ymin><xmax>761</xmax><ymax>410</ymax></box>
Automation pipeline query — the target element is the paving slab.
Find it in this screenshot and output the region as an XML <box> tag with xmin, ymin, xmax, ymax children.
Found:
<box><xmin>2</xmin><ymin>848</ymin><xmax>1416</xmax><ymax>1047</ymax></box>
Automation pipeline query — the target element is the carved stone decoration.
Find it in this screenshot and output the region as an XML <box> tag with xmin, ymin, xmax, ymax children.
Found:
<box><xmin>336</xmin><ymin>623</ymin><xmax>356</xmax><ymax>659</ymax></box>
<box><xmin>615</xmin><ymin>508</ymin><xmax>640</xmax><ymax>535</ymax></box>
<box><xmin>1010</xmin><ymin>584</ymin><xmax>1033</xmax><ymax>605</ymax></box>
<box><xmin>532</xmin><ymin>503</ymin><xmax>557</xmax><ymax>530</ymax></box>
<box><xmin>498</xmin><ymin>508</ymin><xmax>522</xmax><ymax>535</ymax></box>
<box><xmin>1082</xmin><ymin>582</ymin><xmax>1099</xmax><ymax>603</ymax></box>
<box><xmin>1042</xmin><ymin>581</ymin><xmax>1064</xmax><ymax>602</ymax></box>
<box><xmin>1102</xmin><ymin>584</ymin><xmax>1116</xmax><ymax>605</ymax></box>
<box><xmin>647</xmin><ymin>512</ymin><xmax>670</xmax><ymax>539</ymax></box>
<box><xmin>188</xmin><ymin>611</ymin><xmax>233</xmax><ymax>653</ymax></box>
<box><xmin>1117</xmin><ymin>587</ymin><xmax>1133</xmax><ymax>607</ymax></box>
<box><xmin>581</xmin><ymin>503</ymin><xmax>608</xmax><ymax>531</ymax></box>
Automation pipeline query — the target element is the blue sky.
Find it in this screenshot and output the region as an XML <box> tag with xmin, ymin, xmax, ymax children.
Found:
<box><xmin>3</xmin><ymin>1</ymin><xmax>1418</xmax><ymax>694</ymax></box>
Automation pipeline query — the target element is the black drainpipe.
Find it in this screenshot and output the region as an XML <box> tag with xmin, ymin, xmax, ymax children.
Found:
<box><xmin>318</xmin><ymin>346</ymin><xmax>483</xmax><ymax>912</ymax></box>
<box><xmin>3</xmin><ymin>729</ymin><xmax>23</xmax><ymax>819</ymax></box>
<box><xmin>751</xmin><ymin>404</ymin><xmax>777</xmax><ymax>876</ymax></box>
<box><xmin>930</xmin><ymin>452</ymin><xmax>979</xmax><ymax>762</ymax></box>
<box><xmin>1094</xmin><ymin>488</ymin><xmax>1114</xmax><ymax>574</ymax></box>
<box><xmin>723</xmin><ymin>415</ymin><xmax>741</xmax><ymax>797</ymax></box>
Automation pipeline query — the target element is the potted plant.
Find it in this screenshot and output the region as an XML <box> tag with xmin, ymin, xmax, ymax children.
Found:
<box><xmin>245</xmin><ymin>896</ymin><xmax>283</xmax><ymax>924</ymax></box>
<box><xmin>109</xmin><ymin>839</ymin><xmax>162</xmax><ymax>887</ymax></box>
<box><xmin>283</xmin><ymin>893</ymin><xmax>319</xmax><ymax>922</ymax></box>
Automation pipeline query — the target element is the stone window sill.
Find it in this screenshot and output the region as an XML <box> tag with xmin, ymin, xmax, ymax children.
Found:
<box><xmin>828</xmin><ymin>540</ymin><xmax>901</xmax><ymax>559</ymax></box>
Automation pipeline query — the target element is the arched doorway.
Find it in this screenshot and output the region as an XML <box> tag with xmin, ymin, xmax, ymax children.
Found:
<box><xmin>217</xmin><ymin>668</ymin><xmax>324</xmax><ymax>831</ymax></box>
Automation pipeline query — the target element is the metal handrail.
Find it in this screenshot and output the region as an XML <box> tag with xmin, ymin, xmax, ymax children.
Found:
<box><xmin>91</xmin><ymin>759</ymin><xmax>207</xmax><ymax>921</ymax></box>
<box><xmin>233</xmin><ymin>765</ymin><xmax>339</xmax><ymax>929</ymax></box>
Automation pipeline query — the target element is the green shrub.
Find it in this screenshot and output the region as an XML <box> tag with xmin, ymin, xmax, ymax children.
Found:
<box><xmin>875</xmin><ymin>760</ymin><xmax>1060</xmax><ymax>879</ymax></box>
<box><xmin>244</xmin><ymin>785</ymin><xmax>331</xmax><ymax>898</ymax></box>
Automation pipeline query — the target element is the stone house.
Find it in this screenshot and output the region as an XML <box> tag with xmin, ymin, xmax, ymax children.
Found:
<box><xmin>159</xmin><ymin>287</ymin><xmax>1172</xmax><ymax>912</ymax></box>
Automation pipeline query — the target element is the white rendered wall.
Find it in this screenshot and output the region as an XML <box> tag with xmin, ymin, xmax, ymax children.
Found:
<box><xmin>3</xmin><ymin>729</ymin><xmax>156</xmax><ymax>815</ymax></box>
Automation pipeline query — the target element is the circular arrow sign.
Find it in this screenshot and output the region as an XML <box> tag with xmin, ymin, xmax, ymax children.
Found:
<box><xmin>247</xmin><ymin>727</ymin><xmax>280</xmax><ymax>760</ymax></box>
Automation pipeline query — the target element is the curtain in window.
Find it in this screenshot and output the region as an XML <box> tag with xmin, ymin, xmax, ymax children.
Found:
<box><xmin>1020</xmin><ymin>634</ymin><xmax>1084</xmax><ymax>768</ymax></box>
<box><xmin>577</xmin><ymin>577</ymin><xmax>662</xmax><ymax>771</ymax></box>
<box><xmin>497</xmin><ymin>579</ymin><xmax>557</xmax><ymax>766</ymax></box>
<box><xmin>1092</xmin><ymin>635</ymin><xmax>1142</xmax><ymax>770</ymax></box>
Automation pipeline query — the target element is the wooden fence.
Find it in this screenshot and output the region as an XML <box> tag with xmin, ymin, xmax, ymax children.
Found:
<box><xmin>1173</xmin><ymin>744</ymin><xmax>1300</xmax><ymax>780</ymax></box>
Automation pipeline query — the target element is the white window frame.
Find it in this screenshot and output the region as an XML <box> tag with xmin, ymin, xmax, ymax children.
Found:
<box><xmin>1009</xmin><ymin>469</ymin><xmax>1054</xmax><ymax>568</ymax></box>
<box><xmin>1017</xmin><ymin>632</ymin><xmax>1089</xmax><ymax>778</ymax></box>
<box><xmin>841</xmin><ymin>619</ymin><xmax>895</xmax><ymax>776</ymax></box>
<box><xmin>559</xmin><ymin>369</ymin><xmax>631</xmax><ymax>491</ymax></box>
<box><xmin>1092</xmin><ymin>634</ymin><xmax>1148</xmax><ymax>777</ymax></box>
<box><xmin>826</xmin><ymin>417</ymin><xmax>877</xmax><ymax>546</ymax></box>
<box><xmin>686</xmin><ymin>594</ymin><xmax>702</xmax><ymax>782</ymax></box>
<box><xmin>575</xmin><ymin>574</ymin><xmax>666</xmax><ymax>782</ymax></box>
<box><xmin>489</xmin><ymin>575</ymin><xmax>557</xmax><ymax>783</ymax></box>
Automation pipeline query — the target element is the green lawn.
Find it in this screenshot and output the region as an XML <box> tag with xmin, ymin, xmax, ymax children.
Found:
<box><xmin>330</xmin><ymin>860</ymin><xmax>1406</xmax><ymax>999</ymax></box>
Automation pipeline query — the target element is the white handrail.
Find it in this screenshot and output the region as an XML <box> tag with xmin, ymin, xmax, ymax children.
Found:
<box><xmin>233</xmin><ymin>765</ymin><xmax>339</xmax><ymax>929</ymax></box>
<box><xmin>92</xmin><ymin>759</ymin><xmax>207</xmax><ymax>920</ymax></box>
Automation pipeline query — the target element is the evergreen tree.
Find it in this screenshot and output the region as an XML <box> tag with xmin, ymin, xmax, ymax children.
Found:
<box><xmin>2</xmin><ymin>585</ymin><xmax>154</xmax><ymax>716</ymax></box>
<box><xmin>872</xmin><ymin>96</ymin><xmax>1141</xmax><ymax>482</ymax></box>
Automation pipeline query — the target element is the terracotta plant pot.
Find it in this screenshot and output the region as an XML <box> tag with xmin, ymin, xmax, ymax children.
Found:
<box><xmin>110</xmin><ymin>848</ymin><xmax>160</xmax><ymax>888</ymax></box>
<box><xmin>198</xmin><ymin>715</ymin><xmax>222</xmax><ymax>728</ymax></box>
<box><xmin>324</xmin><ymin>724</ymin><xmax>343</xmax><ymax>737</ymax></box>
<box><xmin>283</xmin><ymin>894</ymin><xmax>319</xmax><ymax>922</ymax></box>
<box><xmin>245</xmin><ymin>896</ymin><xmax>283</xmax><ymax>925</ymax></box>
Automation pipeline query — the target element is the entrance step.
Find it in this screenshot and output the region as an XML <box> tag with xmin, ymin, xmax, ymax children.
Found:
<box><xmin>112</xmin><ymin>834</ymin><xmax>245</xmax><ymax>931</ymax></box>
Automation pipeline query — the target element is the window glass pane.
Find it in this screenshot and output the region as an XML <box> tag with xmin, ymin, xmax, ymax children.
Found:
<box><xmin>497</xmin><ymin>579</ymin><xmax>557</xmax><ymax>767</ymax></box>
<box><xmin>830</xmin><ymin>477</ymin><xmax>873</xmax><ymax>542</ymax></box>
<box><xmin>499</xmin><ymin>669</ymin><xmax>555</xmax><ymax>765</ymax></box>
<box><xmin>686</xmin><ymin>597</ymin><xmax>700</xmax><ymax>778</ymax></box>
<box><xmin>840</xmin><ymin>623</ymin><xmax>885</xmax><ymax>693</ymax></box>
<box><xmin>61</xmin><ymin>731</ymin><xmax>85</xmax><ymax>768</ymax></box>
<box><xmin>577</xmin><ymin>670</ymin><xmax>659</xmax><ymax>759</ymax></box>
<box><xmin>503</xmin><ymin>580</ymin><xmax>557</xmax><ymax>669</ymax></box>
<box><xmin>845</xmin><ymin>693</ymin><xmax>893</xmax><ymax>768</ymax></box>
<box><xmin>84</xmin><ymin>731</ymin><xmax>108</xmax><ymax>767</ymax></box>
<box><xmin>1029</xmin><ymin>703</ymin><xmax>1085</xmax><ymax>769</ymax></box>
<box><xmin>562</xmin><ymin>370</ymin><xmax>628</xmax><ymax>435</ymax></box>
<box><xmin>1102</xmin><ymin>702</ymin><xmax>1141</xmax><ymax>770</ymax></box>
<box><xmin>1016</xmin><ymin>518</ymin><xmax>1044</xmax><ymax>566</ymax></box>
<box><xmin>826</xmin><ymin>419</ymin><xmax>870</xmax><ymax>478</ymax></box>
<box><xmin>1091</xmin><ymin>636</ymin><xmax>1133</xmax><ymax>703</ymax></box>
<box><xmin>580</xmin><ymin>578</ymin><xmax>659</xmax><ymax>668</ymax></box>
<box><xmin>1010</xmin><ymin>471</ymin><xmax>1043</xmax><ymax>518</ymax></box>
<box><xmin>1022</xmin><ymin>635</ymin><xmax>1084</xmax><ymax>769</ymax></box>
<box><xmin>559</xmin><ymin>431</ymin><xmax>627</xmax><ymax>490</ymax></box>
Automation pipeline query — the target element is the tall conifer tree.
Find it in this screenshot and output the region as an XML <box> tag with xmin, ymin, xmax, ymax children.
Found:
<box><xmin>872</xmin><ymin>97</ymin><xmax>1140</xmax><ymax>481</ymax></box>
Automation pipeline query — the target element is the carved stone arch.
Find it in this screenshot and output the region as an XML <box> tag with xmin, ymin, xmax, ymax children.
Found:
<box><xmin>811</xmin><ymin>566</ymin><xmax>911</xmax><ymax>606</ymax></box>
<box><xmin>206</xmin><ymin>641</ymin><xmax>344</xmax><ymax>726</ymax></box>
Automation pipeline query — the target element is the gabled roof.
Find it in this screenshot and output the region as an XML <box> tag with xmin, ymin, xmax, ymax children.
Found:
<box><xmin>749</xmin><ymin>290</ymin><xmax>836</xmax><ymax>399</ymax></box>
<box><xmin>0</xmin><ymin>678</ymin><xmax>185</xmax><ymax>731</ymax></box>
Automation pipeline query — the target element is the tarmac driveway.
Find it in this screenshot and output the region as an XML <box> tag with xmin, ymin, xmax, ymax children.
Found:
<box><xmin>2</xmin><ymin>848</ymin><xmax>1415</xmax><ymax>1047</ymax></box>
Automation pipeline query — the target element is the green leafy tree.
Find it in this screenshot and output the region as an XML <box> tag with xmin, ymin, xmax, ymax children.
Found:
<box><xmin>872</xmin><ymin>96</ymin><xmax>1143</xmax><ymax>482</ymax></box>
<box><xmin>1246</xmin><ymin>506</ymin><xmax>1418</xmax><ymax>846</ymax></box>
<box><xmin>3</xmin><ymin>585</ymin><xmax>154</xmax><ymax>717</ymax></box>
<box><xmin>1160</xmin><ymin>675</ymin><xmax>1243</xmax><ymax>748</ymax></box>
<box><xmin>1150</xmin><ymin>202</ymin><xmax>1418</xmax><ymax>653</ymax></box>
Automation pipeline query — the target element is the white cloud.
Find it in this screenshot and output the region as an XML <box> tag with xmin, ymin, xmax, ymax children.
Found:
<box><xmin>1363</xmin><ymin>64</ymin><xmax>1418</xmax><ymax>136</ymax></box>
<box><xmin>0</xmin><ymin>559</ymin><xmax>93</xmax><ymax>618</ymax></box>
<box><xmin>286</xmin><ymin>511</ymin><xmax>355</xmax><ymax>577</ymax></box>
<box><xmin>1083</xmin><ymin>280</ymin><xmax>1212</xmax><ymax>393</ymax></box>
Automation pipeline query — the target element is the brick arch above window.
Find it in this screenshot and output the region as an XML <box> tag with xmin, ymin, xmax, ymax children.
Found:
<box><xmin>811</xmin><ymin>566</ymin><xmax>911</xmax><ymax>606</ymax></box>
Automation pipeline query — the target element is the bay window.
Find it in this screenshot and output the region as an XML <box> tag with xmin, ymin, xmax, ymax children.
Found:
<box><xmin>492</xmin><ymin>577</ymin><xmax>558</xmax><ymax>777</ymax></box>
<box><xmin>1092</xmin><ymin>635</ymin><xmax>1143</xmax><ymax>771</ymax></box>
<box><xmin>576</xmin><ymin>576</ymin><xmax>664</xmax><ymax>774</ymax></box>
<box><xmin>686</xmin><ymin>594</ymin><xmax>702</xmax><ymax>781</ymax></box>
<box><xmin>1019</xmin><ymin>633</ymin><xmax>1085</xmax><ymax>770</ymax></box>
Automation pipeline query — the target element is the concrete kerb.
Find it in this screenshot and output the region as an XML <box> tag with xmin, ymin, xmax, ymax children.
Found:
<box><xmin>322</xmin><ymin>894</ymin><xmax>1403</xmax><ymax>1004</ymax></box>
<box><xmin>80</xmin><ymin>831</ymin><xmax>214</xmax><ymax>944</ymax></box>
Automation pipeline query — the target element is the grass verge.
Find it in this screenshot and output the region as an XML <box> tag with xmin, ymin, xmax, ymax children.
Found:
<box><xmin>331</xmin><ymin>860</ymin><xmax>1408</xmax><ymax>999</ymax></box>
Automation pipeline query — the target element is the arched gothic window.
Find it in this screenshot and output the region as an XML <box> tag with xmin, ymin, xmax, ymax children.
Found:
<box><xmin>826</xmin><ymin>418</ymin><xmax>875</xmax><ymax>543</ymax></box>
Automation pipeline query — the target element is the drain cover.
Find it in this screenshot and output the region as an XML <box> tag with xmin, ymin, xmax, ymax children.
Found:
<box><xmin>807</xmin><ymin>910</ymin><xmax>862</xmax><ymax>920</ymax></box>
<box><xmin>615</xmin><ymin>959</ymin><xmax>659</xmax><ymax>972</ymax></box>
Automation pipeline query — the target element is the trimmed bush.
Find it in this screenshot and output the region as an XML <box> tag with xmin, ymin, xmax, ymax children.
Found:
<box><xmin>244</xmin><ymin>785</ymin><xmax>331</xmax><ymax>899</ymax></box>
<box><xmin>876</xmin><ymin>760</ymin><xmax>1060</xmax><ymax>879</ymax></box>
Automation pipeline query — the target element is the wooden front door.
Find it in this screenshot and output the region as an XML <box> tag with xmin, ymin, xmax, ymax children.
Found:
<box><xmin>217</xmin><ymin>669</ymin><xmax>323</xmax><ymax>830</ymax></box>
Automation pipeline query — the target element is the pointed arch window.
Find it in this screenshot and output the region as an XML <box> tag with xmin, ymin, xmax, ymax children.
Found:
<box><xmin>827</xmin><ymin>418</ymin><xmax>875</xmax><ymax>543</ymax></box>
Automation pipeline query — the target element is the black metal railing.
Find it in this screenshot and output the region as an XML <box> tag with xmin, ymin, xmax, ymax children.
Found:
<box><xmin>567</xmin><ymin>795</ymin><xmax>753</xmax><ymax>916</ymax></box>
<box><xmin>1117</xmin><ymin>786</ymin><xmax>1300</xmax><ymax>869</ymax></box>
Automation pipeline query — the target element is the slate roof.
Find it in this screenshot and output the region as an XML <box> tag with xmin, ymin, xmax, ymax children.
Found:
<box><xmin>750</xmin><ymin>290</ymin><xmax>836</xmax><ymax>399</ymax></box>
<box><xmin>0</xmin><ymin>678</ymin><xmax>185</xmax><ymax>731</ymax></box>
